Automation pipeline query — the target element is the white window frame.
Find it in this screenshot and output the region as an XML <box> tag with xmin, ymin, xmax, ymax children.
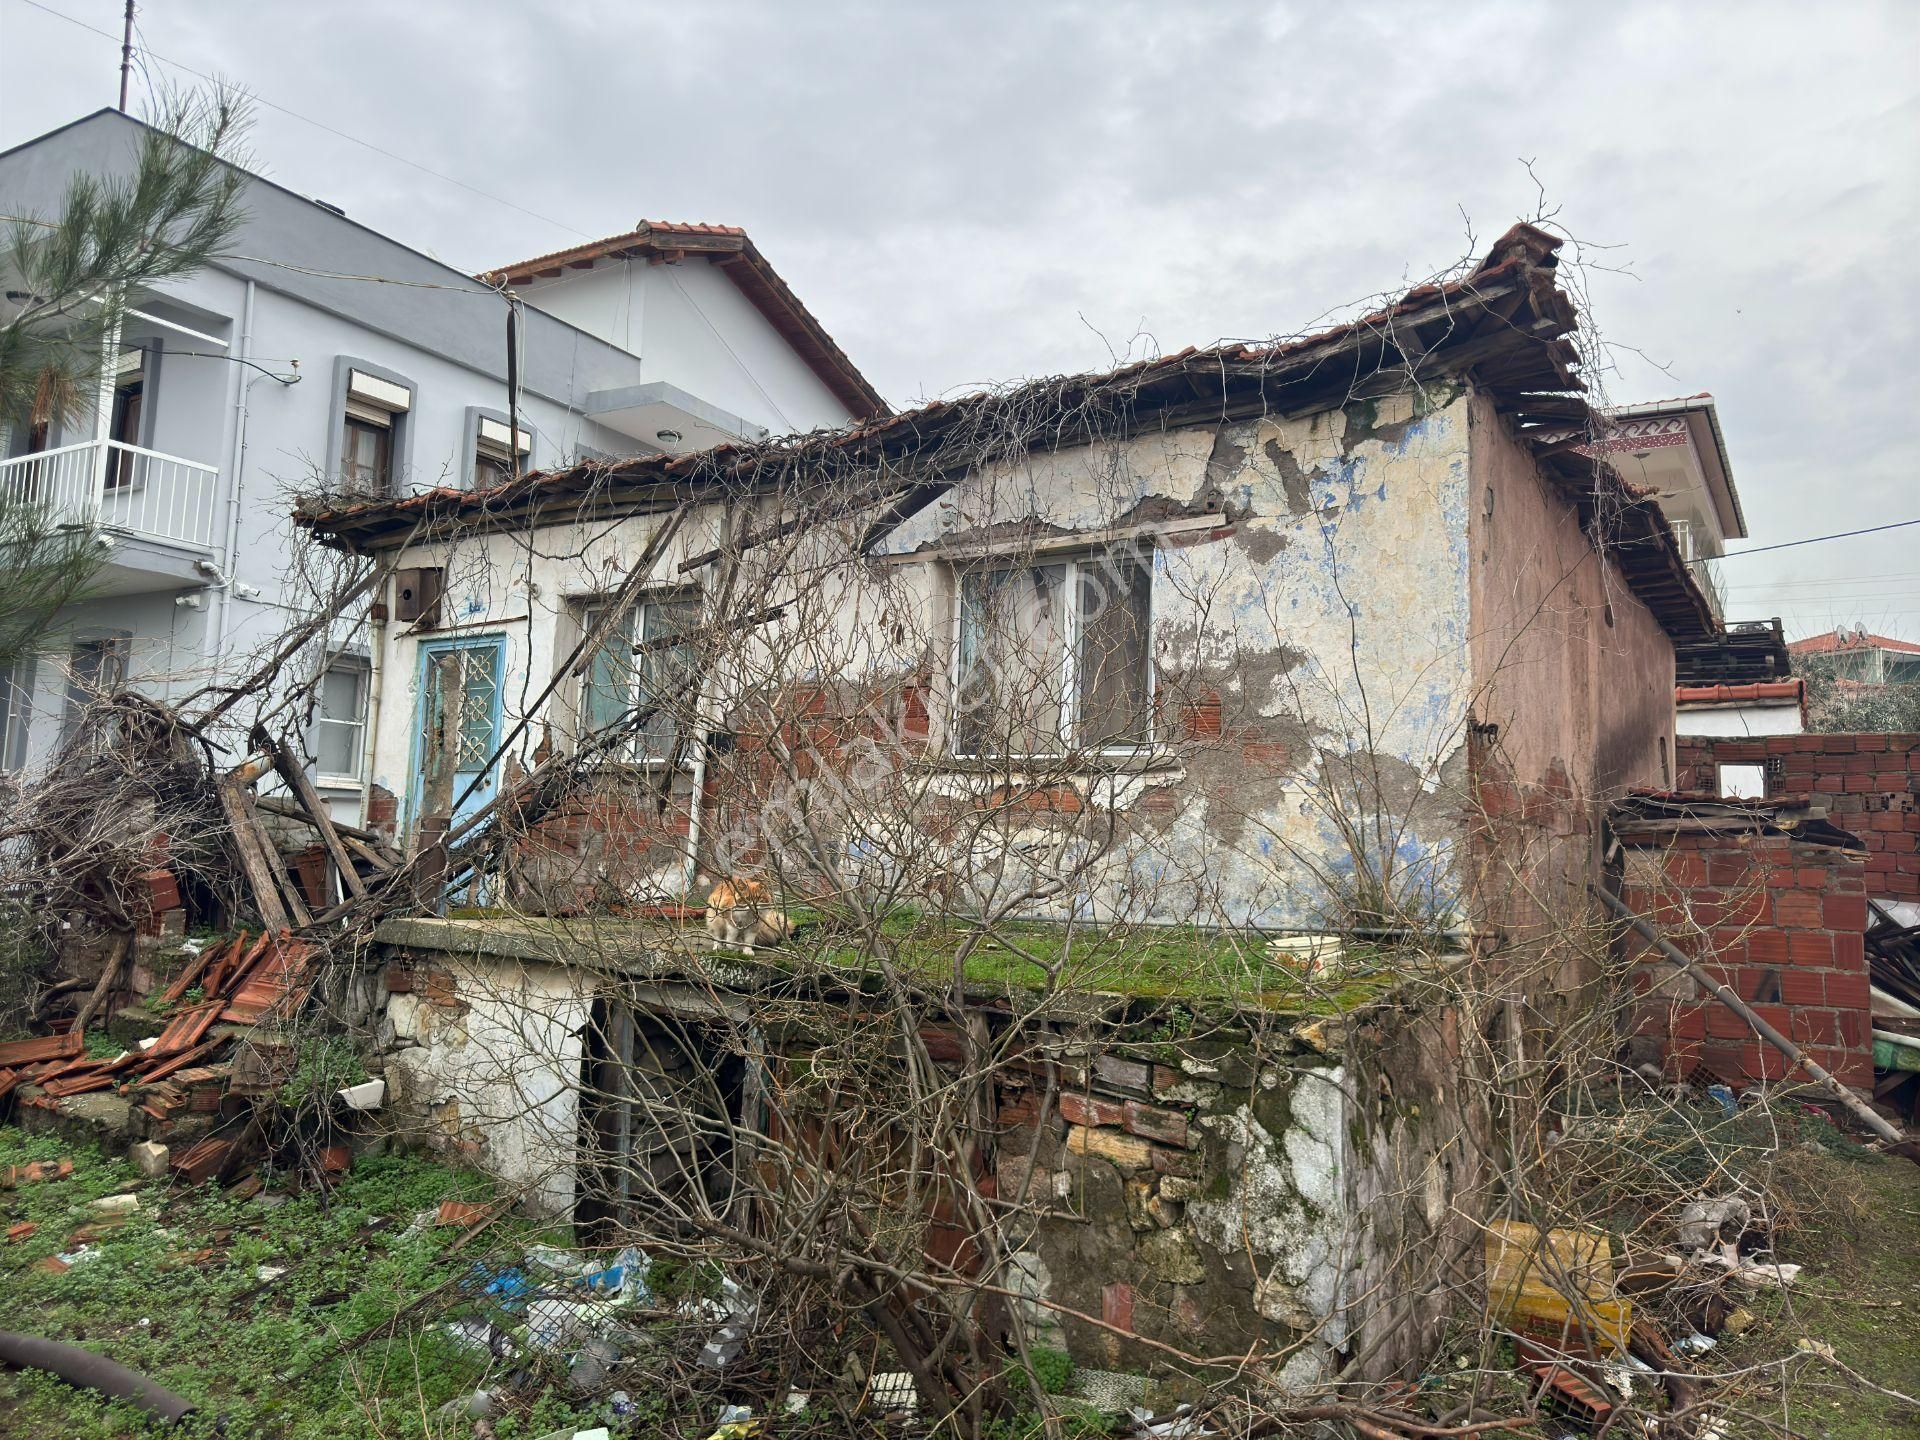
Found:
<box><xmin>948</xmin><ymin>546</ymin><xmax>1155</xmax><ymax>761</ymax></box>
<box><xmin>0</xmin><ymin>656</ymin><xmax>35</xmax><ymax>772</ymax></box>
<box><xmin>312</xmin><ymin>655</ymin><xmax>370</xmax><ymax>786</ymax></box>
<box><xmin>574</xmin><ymin>590</ymin><xmax>704</xmax><ymax>765</ymax></box>
<box><xmin>473</xmin><ymin>416</ymin><xmax>531</xmax><ymax>489</ymax></box>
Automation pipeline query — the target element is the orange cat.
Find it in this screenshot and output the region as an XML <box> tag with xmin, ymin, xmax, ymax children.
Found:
<box><xmin>705</xmin><ymin>876</ymin><xmax>794</xmax><ymax>954</ymax></box>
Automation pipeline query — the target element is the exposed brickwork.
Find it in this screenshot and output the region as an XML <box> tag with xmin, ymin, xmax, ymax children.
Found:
<box><xmin>1622</xmin><ymin>829</ymin><xmax>1871</xmax><ymax>1090</ymax></box>
<box><xmin>1675</xmin><ymin>734</ymin><xmax>1919</xmax><ymax>901</ymax></box>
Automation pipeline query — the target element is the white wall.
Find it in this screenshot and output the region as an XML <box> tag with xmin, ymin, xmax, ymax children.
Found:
<box><xmin>1675</xmin><ymin>701</ymin><xmax>1803</xmax><ymax>737</ymax></box>
<box><xmin>512</xmin><ymin>259</ymin><xmax>858</xmax><ymax>436</ymax></box>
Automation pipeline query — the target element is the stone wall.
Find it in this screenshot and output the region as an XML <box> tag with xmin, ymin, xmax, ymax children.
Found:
<box><xmin>990</xmin><ymin>1000</ymin><xmax>1475</xmax><ymax>1387</ymax></box>
<box><xmin>1620</xmin><ymin>827</ymin><xmax>1872</xmax><ymax>1090</ymax></box>
<box><xmin>363</xmin><ymin>922</ymin><xmax>1476</xmax><ymax>1389</ymax></box>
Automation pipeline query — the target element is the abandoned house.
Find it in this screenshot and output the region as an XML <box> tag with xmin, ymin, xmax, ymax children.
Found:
<box><xmin>276</xmin><ymin>222</ymin><xmax>1744</xmax><ymax>1380</ymax></box>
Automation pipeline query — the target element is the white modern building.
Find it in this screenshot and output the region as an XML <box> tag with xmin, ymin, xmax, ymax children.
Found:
<box><xmin>0</xmin><ymin>110</ymin><xmax>884</xmax><ymax>819</ymax></box>
<box><xmin>1545</xmin><ymin>393</ymin><xmax>1746</xmax><ymax>624</ymax></box>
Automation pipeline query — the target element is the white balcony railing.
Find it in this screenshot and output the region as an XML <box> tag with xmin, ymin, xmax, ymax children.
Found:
<box><xmin>0</xmin><ymin>439</ymin><xmax>219</xmax><ymax>551</ymax></box>
<box><xmin>1689</xmin><ymin>555</ymin><xmax>1727</xmax><ymax>623</ymax></box>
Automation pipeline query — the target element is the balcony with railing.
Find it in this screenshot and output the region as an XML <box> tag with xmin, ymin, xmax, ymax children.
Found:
<box><xmin>0</xmin><ymin>439</ymin><xmax>219</xmax><ymax>589</ymax></box>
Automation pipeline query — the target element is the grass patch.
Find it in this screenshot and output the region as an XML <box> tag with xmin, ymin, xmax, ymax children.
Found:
<box><xmin>0</xmin><ymin>1128</ymin><xmax>608</xmax><ymax>1440</ymax></box>
<box><xmin>1714</xmin><ymin>1146</ymin><xmax>1920</xmax><ymax>1440</ymax></box>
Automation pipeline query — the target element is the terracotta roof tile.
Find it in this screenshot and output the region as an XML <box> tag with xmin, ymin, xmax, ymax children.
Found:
<box><xmin>1674</xmin><ymin>679</ymin><xmax>1805</xmax><ymax>706</ymax></box>
<box><xmin>1790</xmin><ymin>630</ymin><xmax>1920</xmax><ymax>656</ymax></box>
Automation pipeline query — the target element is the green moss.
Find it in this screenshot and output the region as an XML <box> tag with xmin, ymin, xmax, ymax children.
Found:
<box><xmin>802</xmin><ymin>913</ymin><xmax>1417</xmax><ymax>1011</ymax></box>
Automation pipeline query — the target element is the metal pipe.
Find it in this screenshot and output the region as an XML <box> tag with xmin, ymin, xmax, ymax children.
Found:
<box><xmin>1593</xmin><ymin>884</ymin><xmax>1904</xmax><ymax>1147</ymax></box>
<box><xmin>212</xmin><ymin>279</ymin><xmax>256</xmax><ymax>662</ymax></box>
<box><xmin>0</xmin><ymin>1329</ymin><xmax>196</xmax><ymax>1423</ymax></box>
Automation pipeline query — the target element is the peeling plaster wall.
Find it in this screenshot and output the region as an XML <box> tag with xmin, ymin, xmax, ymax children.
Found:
<box><xmin>377</xmin><ymin>954</ymin><xmax>594</xmax><ymax>1216</ymax></box>
<box><xmin>875</xmin><ymin>386</ymin><xmax>1478</xmax><ymax>929</ymax></box>
<box><xmin>362</xmin><ymin>388</ymin><xmax>1482</xmax><ymax>928</ymax></box>
<box><xmin>361</xmin><ymin>382</ymin><xmax>1688</xmax><ymax>935</ymax></box>
<box><xmin>995</xmin><ymin>1005</ymin><xmax>1473</xmax><ymax>1386</ymax></box>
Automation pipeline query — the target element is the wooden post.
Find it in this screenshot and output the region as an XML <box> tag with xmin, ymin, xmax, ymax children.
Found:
<box><xmin>268</xmin><ymin>738</ymin><xmax>366</xmax><ymax>899</ymax></box>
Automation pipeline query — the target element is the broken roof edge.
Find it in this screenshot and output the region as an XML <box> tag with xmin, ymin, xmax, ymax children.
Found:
<box><xmin>481</xmin><ymin>221</ymin><xmax>890</xmax><ymax>422</ymax></box>
<box><xmin>298</xmin><ymin>223</ymin><xmax>1713</xmax><ymax>638</ymax></box>
<box><xmin>1609</xmin><ymin>790</ymin><xmax>1865</xmax><ymax>850</ymax></box>
<box><xmin>299</xmin><ymin>224</ymin><xmax>1571</xmax><ymax>533</ymax></box>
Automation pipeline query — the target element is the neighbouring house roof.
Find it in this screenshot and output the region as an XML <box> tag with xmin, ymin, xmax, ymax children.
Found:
<box><xmin>482</xmin><ymin>222</ymin><xmax>889</xmax><ymax>422</ymax></box>
<box><xmin>1595</xmin><ymin>393</ymin><xmax>1746</xmax><ymax>541</ymax></box>
<box><xmin>1791</xmin><ymin>630</ymin><xmax>1920</xmax><ymax>656</ymax></box>
<box><xmin>1674</xmin><ymin>679</ymin><xmax>1806</xmax><ymax>724</ymax></box>
<box><xmin>298</xmin><ymin>223</ymin><xmax>1717</xmax><ymax>641</ymax></box>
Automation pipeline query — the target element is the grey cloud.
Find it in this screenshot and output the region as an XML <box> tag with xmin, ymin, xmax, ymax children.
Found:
<box><xmin>1</xmin><ymin>0</ymin><xmax>1913</xmax><ymax>635</ymax></box>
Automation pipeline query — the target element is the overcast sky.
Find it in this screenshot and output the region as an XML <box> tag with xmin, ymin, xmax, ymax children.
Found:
<box><xmin>3</xmin><ymin>0</ymin><xmax>1915</xmax><ymax>641</ymax></box>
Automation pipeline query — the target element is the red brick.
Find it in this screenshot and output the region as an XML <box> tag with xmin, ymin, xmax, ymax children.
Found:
<box><xmin>1706</xmin><ymin>1006</ymin><xmax>1751</xmax><ymax>1040</ymax></box>
<box><xmin>1790</xmin><ymin>1010</ymin><xmax>1840</xmax><ymax>1046</ymax></box>
<box><xmin>384</xmin><ymin>965</ymin><xmax>413</xmax><ymax>994</ymax></box>
<box><xmin>1123</xmin><ymin>1100</ymin><xmax>1190</xmax><ymax>1148</ymax></box>
<box><xmin>1666</xmin><ymin>853</ymin><xmax>1708</xmax><ymax>887</ymax></box>
<box><xmin>1737</xmin><ymin>1043</ymin><xmax>1790</xmax><ymax>1082</ymax></box>
<box><xmin>1836</xmin><ymin>1010</ymin><xmax>1871</xmax><ymax>1050</ymax></box>
<box><xmin>1832</xmin><ymin>933</ymin><xmax>1865</xmax><ymax>970</ymax></box>
<box><xmin>1746</xmin><ymin>931</ymin><xmax>1789</xmax><ymax>965</ymax></box>
<box><xmin>1787</xmin><ymin>932</ymin><xmax>1833</xmax><ymax>967</ymax></box>
<box><xmin>1825</xmin><ymin>972</ymin><xmax>1870</xmax><ymax>1011</ymax></box>
<box><xmin>1060</xmin><ymin>1092</ymin><xmax>1126</xmax><ymax>1128</ymax></box>
<box><xmin>1773</xmin><ymin>892</ymin><xmax>1822</xmax><ymax>928</ymax></box>
<box><xmin>1667</xmin><ymin>1009</ymin><xmax>1707</xmax><ymax>1041</ymax></box>
<box><xmin>1822</xmin><ymin>894</ymin><xmax>1867</xmax><ymax>932</ymax></box>
<box><xmin>1777</xmin><ymin>970</ymin><xmax>1825</xmax><ymax>1006</ymax></box>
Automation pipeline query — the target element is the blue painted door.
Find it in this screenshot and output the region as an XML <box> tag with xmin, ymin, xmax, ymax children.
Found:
<box><xmin>412</xmin><ymin>636</ymin><xmax>505</xmax><ymax>834</ymax></box>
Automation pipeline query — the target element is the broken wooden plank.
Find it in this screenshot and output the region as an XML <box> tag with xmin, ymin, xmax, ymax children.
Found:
<box><xmin>216</xmin><ymin>776</ymin><xmax>293</xmax><ymax>933</ymax></box>
<box><xmin>267</xmin><ymin>738</ymin><xmax>367</xmax><ymax>899</ymax></box>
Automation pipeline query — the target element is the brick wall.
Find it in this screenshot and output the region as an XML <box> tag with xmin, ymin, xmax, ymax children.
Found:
<box><xmin>1623</xmin><ymin>829</ymin><xmax>1872</xmax><ymax>1090</ymax></box>
<box><xmin>1675</xmin><ymin>733</ymin><xmax>1919</xmax><ymax>901</ymax></box>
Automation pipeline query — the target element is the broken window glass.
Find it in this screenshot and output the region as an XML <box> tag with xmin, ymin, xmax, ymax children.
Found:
<box><xmin>577</xmin><ymin>593</ymin><xmax>702</xmax><ymax>760</ymax></box>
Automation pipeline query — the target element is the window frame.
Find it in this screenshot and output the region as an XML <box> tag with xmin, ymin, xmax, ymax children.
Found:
<box><xmin>0</xmin><ymin>656</ymin><xmax>36</xmax><ymax>772</ymax></box>
<box><xmin>947</xmin><ymin>546</ymin><xmax>1155</xmax><ymax>761</ymax></box>
<box><xmin>60</xmin><ymin>634</ymin><xmax>130</xmax><ymax>748</ymax></box>
<box><xmin>312</xmin><ymin>655</ymin><xmax>370</xmax><ymax>787</ymax></box>
<box><xmin>572</xmin><ymin>589</ymin><xmax>705</xmax><ymax>765</ymax></box>
<box><xmin>467</xmin><ymin>409</ymin><xmax>532</xmax><ymax>491</ymax></box>
<box><xmin>106</xmin><ymin>348</ymin><xmax>146</xmax><ymax>490</ymax></box>
<box><xmin>341</xmin><ymin>413</ymin><xmax>393</xmax><ymax>495</ymax></box>
<box><xmin>328</xmin><ymin>358</ymin><xmax>414</xmax><ymax>497</ymax></box>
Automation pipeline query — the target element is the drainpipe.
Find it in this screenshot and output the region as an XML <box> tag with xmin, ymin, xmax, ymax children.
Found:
<box><xmin>89</xmin><ymin>312</ymin><xmax>123</xmax><ymax>524</ymax></box>
<box><xmin>680</xmin><ymin>708</ymin><xmax>710</xmax><ymax>900</ymax></box>
<box><xmin>212</xmin><ymin>280</ymin><xmax>256</xmax><ymax>660</ymax></box>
